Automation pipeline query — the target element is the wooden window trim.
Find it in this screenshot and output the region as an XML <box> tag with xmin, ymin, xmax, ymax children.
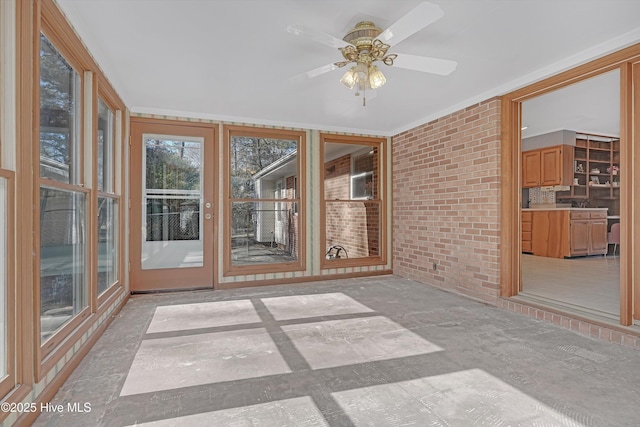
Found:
<box><xmin>97</xmin><ymin>283</ymin><xmax>123</xmax><ymax>311</ymax></box>
<box><xmin>319</xmin><ymin>133</ymin><xmax>387</xmax><ymax>270</ymax></box>
<box><xmin>39</xmin><ymin>28</ymin><xmax>86</xmax><ymax>188</ymax></box>
<box><xmin>13</xmin><ymin>0</ymin><xmax>36</xmax><ymax>402</ymax></box>
<box><xmin>96</xmin><ymin>78</ymin><xmax>125</xmax><ymax>305</ymax></box>
<box><xmin>0</xmin><ymin>0</ymin><xmax>17</xmax><ymax>404</ymax></box>
<box><xmin>223</xmin><ymin>125</ymin><xmax>306</xmax><ymax>276</ymax></box>
<box><xmin>32</xmin><ymin>0</ymin><xmax>128</xmax><ymax>381</ymax></box>
<box><xmin>96</xmin><ymin>194</ymin><xmax>120</xmax><ymax>300</ymax></box>
<box><xmin>95</xmin><ymin>88</ymin><xmax>122</xmax><ymax>303</ymax></box>
<box><xmin>501</xmin><ymin>42</ymin><xmax>640</xmax><ymax>326</ymax></box>
<box><xmin>39</xmin><ymin>307</ymin><xmax>91</xmax><ymax>360</ymax></box>
<box><xmin>97</xmin><ymin>82</ymin><xmax>122</xmax><ymax>195</ymax></box>
<box><xmin>0</xmin><ymin>169</ymin><xmax>15</xmax><ymax>399</ymax></box>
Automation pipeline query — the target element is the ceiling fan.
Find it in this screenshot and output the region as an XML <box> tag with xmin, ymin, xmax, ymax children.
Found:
<box><xmin>288</xmin><ymin>2</ymin><xmax>457</xmax><ymax>106</ymax></box>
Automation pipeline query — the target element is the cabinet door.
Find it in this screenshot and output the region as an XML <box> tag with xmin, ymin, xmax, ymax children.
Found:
<box><xmin>532</xmin><ymin>210</ymin><xmax>569</xmax><ymax>258</ymax></box>
<box><xmin>570</xmin><ymin>220</ymin><xmax>589</xmax><ymax>256</ymax></box>
<box><xmin>522</xmin><ymin>151</ymin><xmax>541</xmax><ymax>188</ymax></box>
<box><xmin>589</xmin><ymin>220</ymin><xmax>608</xmax><ymax>254</ymax></box>
<box><xmin>540</xmin><ymin>146</ymin><xmax>562</xmax><ymax>186</ymax></box>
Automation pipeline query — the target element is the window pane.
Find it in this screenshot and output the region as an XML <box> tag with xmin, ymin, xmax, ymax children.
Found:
<box><xmin>146</xmin><ymin>197</ymin><xmax>199</xmax><ymax>242</ymax></box>
<box><xmin>230</xmin><ymin>136</ymin><xmax>297</xmax><ymax>199</ymax></box>
<box><xmin>324</xmin><ymin>143</ymin><xmax>378</xmax><ymax>200</ymax></box>
<box><xmin>143</xmin><ymin>135</ymin><xmax>203</xmax><ymax>270</ymax></box>
<box><xmin>0</xmin><ymin>179</ymin><xmax>7</xmax><ymax>377</ymax></box>
<box><xmin>325</xmin><ymin>201</ymin><xmax>380</xmax><ymax>259</ymax></box>
<box><xmin>97</xmin><ymin>99</ymin><xmax>114</xmax><ymax>193</ymax></box>
<box><xmin>98</xmin><ymin>197</ymin><xmax>118</xmax><ymax>295</ymax></box>
<box><xmin>145</xmin><ymin>138</ymin><xmax>201</xmax><ymax>192</ymax></box>
<box><xmin>40</xmin><ymin>187</ymin><xmax>87</xmax><ymax>342</ymax></box>
<box><xmin>231</xmin><ymin>201</ymin><xmax>299</xmax><ymax>266</ymax></box>
<box><xmin>39</xmin><ymin>34</ymin><xmax>81</xmax><ymax>184</ymax></box>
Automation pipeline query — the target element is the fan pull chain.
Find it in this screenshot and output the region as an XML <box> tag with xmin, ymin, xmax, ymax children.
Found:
<box><xmin>363</xmin><ymin>80</ymin><xmax>367</xmax><ymax>107</ymax></box>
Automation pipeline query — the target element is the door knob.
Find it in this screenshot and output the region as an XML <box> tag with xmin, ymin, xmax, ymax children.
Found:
<box><xmin>205</xmin><ymin>202</ymin><xmax>212</xmax><ymax>209</ymax></box>
<box><xmin>205</xmin><ymin>213</ymin><xmax>212</xmax><ymax>220</ymax></box>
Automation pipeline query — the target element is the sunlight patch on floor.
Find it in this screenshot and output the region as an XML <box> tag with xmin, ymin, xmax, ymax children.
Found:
<box><xmin>332</xmin><ymin>369</ymin><xmax>585</xmax><ymax>426</ymax></box>
<box><xmin>146</xmin><ymin>299</ymin><xmax>261</xmax><ymax>334</ymax></box>
<box><xmin>120</xmin><ymin>328</ymin><xmax>291</xmax><ymax>396</ymax></box>
<box><xmin>281</xmin><ymin>316</ymin><xmax>442</xmax><ymax>370</ymax></box>
<box><xmin>261</xmin><ymin>292</ymin><xmax>374</xmax><ymax>320</ymax></box>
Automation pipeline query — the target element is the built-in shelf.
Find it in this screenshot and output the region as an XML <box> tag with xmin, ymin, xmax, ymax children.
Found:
<box><xmin>560</xmin><ymin>133</ymin><xmax>620</xmax><ymax>202</ymax></box>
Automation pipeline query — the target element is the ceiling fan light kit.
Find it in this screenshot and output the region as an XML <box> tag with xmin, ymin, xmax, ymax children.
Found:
<box><xmin>289</xmin><ymin>2</ymin><xmax>457</xmax><ymax>106</ymax></box>
<box><xmin>339</xmin><ymin>63</ymin><xmax>386</xmax><ymax>106</ymax></box>
<box><xmin>335</xmin><ymin>23</ymin><xmax>398</xmax><ymax>105</ymax></box>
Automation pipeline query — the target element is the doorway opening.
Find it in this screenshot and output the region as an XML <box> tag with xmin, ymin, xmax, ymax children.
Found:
<box><xmin>519</xmin><ymin>71</ymin><xmax>621</xmax><ymax>318</ymax></box>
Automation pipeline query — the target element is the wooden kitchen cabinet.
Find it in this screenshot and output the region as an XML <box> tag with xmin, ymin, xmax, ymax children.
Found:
<box><xmin>531</xmin><ymin>210</ymin><xmax>570</xmax><ymax>258</ymax></box>
<box><xmin>522</xmin><ymin>145</ymin><xmax>573</xmax><ymax>188</ymax></box>
<box><xmin>525</xmin><ymin>208</ymin><xmax>608</xmax><ymax>258</ymax></box>
<box><xmin>589</xmin><ymin>212</ymin><xmax>608</xmax><ymax>254</ymax></box>
<box><xmin>521</xmin><ymin>211</ymin><xmax>532</xmax><ymax>253</ymax></box>
<box><xmin>540</xmin><ymin>146</ymin><xmax>564</xmax><ymax>185</ymax></box>
<box><xmin>571</xmin><ymin>210</ymin><xmax>608</xmax><ymax>256</ymax></box>
<box><xmin>569</xmin><ymin>219</ymin><xmax>589</xmax><ymax>256</ymax></box>
<box><xmin>522</xmin><ymin>151</ymin><xmax>541</xmax><ymax>188</ymax></box>
<box><xmin>569</xmin><ymin>210</ymin><xmax>608</xmax><ymax>256</ymax></box>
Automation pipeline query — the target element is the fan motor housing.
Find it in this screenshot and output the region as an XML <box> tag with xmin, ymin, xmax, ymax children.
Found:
<box><xmin>343</xmin><ymin>21</ymin><xmax>382</xmax><ymax>51</ymax></box>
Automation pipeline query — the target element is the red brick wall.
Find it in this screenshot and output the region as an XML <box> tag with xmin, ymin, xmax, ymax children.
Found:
<box><xmin>392</xmin><ymin>98</ymin><xmax>501</xmax><ymax>303</ymax></box>
<box><xmin>324</xmin><ymin>154</ymin><xmax>351</xmax><ymax>200</ymax></box>
<box><xmin>324</xmin><ymin>153</ymin><xmax>380</xmax><ymax>258</ymax></box>
<box><xmin>325</xmin><ymin>202</ymin><xmax>380</xmax><ymax>258</ymax></box>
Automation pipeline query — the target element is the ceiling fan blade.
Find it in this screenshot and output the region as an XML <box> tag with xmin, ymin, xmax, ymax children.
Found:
<box><xmin>392</xmin><ymin>53</ymin><xmax>457</xmax><ymax>75</ymax></box>
<box><xmin>287</xmin><ymin>24</ymin><xmax>349</xmax><ymax>49</ymax></box>
<box><xmin>288</xmin><ymin>63</ymin><xmax>339</xmax><ymax>84</ymax></box>
<box><xmin>378</xmin><ymin>2</ymin><xmax>444</xmax><ymax>46</ymax></box>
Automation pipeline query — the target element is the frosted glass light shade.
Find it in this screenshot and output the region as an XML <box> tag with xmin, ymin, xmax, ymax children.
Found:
<box><xmin>368</xmin><ymin>65</ymin><xmax>386</xmax><ymax>89</ymax></box>
<box><xmin>340</xmin><ymin>68</ymin><xmax>357</xmax><ymax>89</ymax></box>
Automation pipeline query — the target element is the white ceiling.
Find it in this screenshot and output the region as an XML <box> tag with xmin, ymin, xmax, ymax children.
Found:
<box><xmin>55</xmin><ymin>0</ymin><xmax>640</xmax><ymax>136</ymax></box>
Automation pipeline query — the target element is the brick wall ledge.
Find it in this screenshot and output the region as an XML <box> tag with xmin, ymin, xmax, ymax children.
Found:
<box><xmin>498</xmin><ymin>295</ymin><xmax>640</xmax><ymax>351</ymax></box>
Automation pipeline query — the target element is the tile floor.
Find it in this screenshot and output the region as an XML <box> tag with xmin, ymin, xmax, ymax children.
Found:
<box><xmin>34</xmin><ymin>276</ymin><xmax>640</xmax><ymax>426</ymax></box>
<box><xmin>521</xmin><ymin>254</ymin><xmax>620</xmax><ymax>315</ymax></box>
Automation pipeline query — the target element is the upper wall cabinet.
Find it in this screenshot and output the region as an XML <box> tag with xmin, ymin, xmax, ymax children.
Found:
<box><xmin>522</xmin><ymin>145</ymin><xmax>573</xmax><ymax>188</ymax></box>
<box><xmin>522</xmin><ymin>150</ymin><xmax>541</xmax><ymax>188</ymax></box>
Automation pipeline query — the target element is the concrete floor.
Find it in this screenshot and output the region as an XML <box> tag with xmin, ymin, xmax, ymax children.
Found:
<box><xmin>35</xmin><ymin>276</ymin><xmax>640</xmax><ymax>426</ymax></box>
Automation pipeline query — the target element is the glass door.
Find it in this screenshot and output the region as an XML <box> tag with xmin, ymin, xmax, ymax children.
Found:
<box><xmin>130</xmin><ymin>119</ymin><xmax>216</xmax><ymax>291</ymax></box>
<box><xmin>143</xmin><ymin>135</ymin><xmax>204</xmax><ymax>270</ymax></box>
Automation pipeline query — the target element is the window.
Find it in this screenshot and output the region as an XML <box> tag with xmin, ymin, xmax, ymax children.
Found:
<box><xmin>0</xmin><ymin>177</ymin><xmax>7</xmax><ymax>379</ymax></box>
<box><xmin>39</xmin><ymin>32</ymin><xmax>89</xmax><ymax>344</ymax></box>
<box><xmin>0</xmin><ymin>1</ymin><xmax>12</xmax><ymax>394</ymax></box>
<box><xmin>321</xmin><ymin>134</ymin><xmax>385</xmax><ymax>266</ymax></box>
<box><xmin>0</xmin><ymin>171</ymin><xmax>14</xmax><ymax>398</ymax></box>
<box><xmin>293</xmin><ymin>177</ymin><xmax>298</xmax><ymax>214</ymax></box>
<box><xmin>97</xmin><ymin>99</ymin><xmax>113</xmax><ymax>193</ymax></box>
<box><xmin>39</xmin><ymin>187</ymin><xmax>87</xmax><ymax>342</ymax></box>
<box><xmin>39</xmin><ymin>35</ymin><xmax>82</xmax><ymax>185</ymax></box>
<box><xmin>96</xmin><ymin>98</ymin><xmax>118</xmax><ymax>295</ymax></box>
<box><xmin>224</xmin><ymin>127</ymin><xmax>305</xmax><ymax>274</ymax></box>
<box><xmin>350</xmin><ymin>148</ymin><xmax>375</xmax><ymax>200</ymax></box>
